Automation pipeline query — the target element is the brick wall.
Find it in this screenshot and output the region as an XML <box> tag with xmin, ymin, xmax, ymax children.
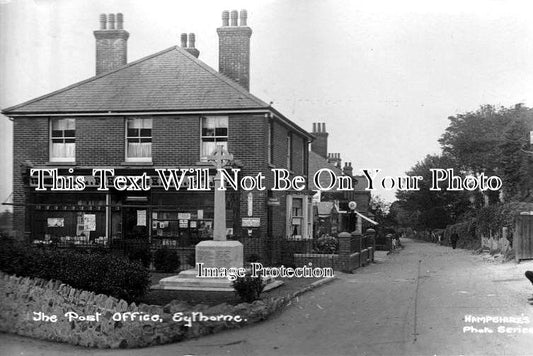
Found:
<box><xmin>13</xmin><ymin>117</ymin><xmax>48</xmax><ymax>238</ymax></box>
<box><xmin>153</xmin><ymin>115</ymin><xmax>199</xmax><ymax>165</ymax></box>
<box><xmin>77</xmin><ymin>117</ymin><xmax>124</xmax><ymax>165</ymax></box>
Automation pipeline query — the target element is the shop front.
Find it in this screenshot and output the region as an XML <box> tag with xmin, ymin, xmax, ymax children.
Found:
<box><xmin>26</xmin><ymin>167</ymin><xmax>240</xmax><ymax>249</ymax></box>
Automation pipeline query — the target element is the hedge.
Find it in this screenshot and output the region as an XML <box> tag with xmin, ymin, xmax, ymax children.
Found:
<box><xmin>0</xmin><ymin>238</ymin><xmax>150</xmax><ymax>301</ymax></box>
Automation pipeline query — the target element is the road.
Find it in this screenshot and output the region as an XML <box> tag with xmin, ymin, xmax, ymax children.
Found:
<box><xmin>3</xmin><ymin>238</ymin><xmax>533</xmax><ymax>356</ymax></box>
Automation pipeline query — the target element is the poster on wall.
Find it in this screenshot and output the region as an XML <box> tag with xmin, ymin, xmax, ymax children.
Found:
<box><xmin>47</xmin><ymin>218</ymin><xmax>64</xmax><ymax>227</ymax></box>
<box><xmin>83</xmin><ymin>214</ymin><xmax>96</xmax><ymax>231</ymax></box>
<box><xmin>137</xmin><ymin>210</ymin><xmax>147</xmax><ymax>226</ymax></box>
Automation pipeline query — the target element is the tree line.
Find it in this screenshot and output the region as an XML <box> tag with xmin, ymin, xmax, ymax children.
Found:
<box><xmin>389</xmin><ymin>104</ymin><xmax>533</xmax><ymax>231</ymax></box>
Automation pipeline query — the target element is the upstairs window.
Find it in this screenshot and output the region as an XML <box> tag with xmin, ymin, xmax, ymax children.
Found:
<box><xmin>201</xmin><ymin>116</ymin><xmax>228</xmax><ymax>159</ymax></box>
<box><xmin>50</xmin><ymin>118</ymin><xmax>75</xmax><ymax>162</ymax></box>
<box><xmin>126</xmin><ymin>117</ymin><xmax>152</xmax><ymax>162</ymax></box>
<box><xmin>287</xmin><ymin>132</ymin><xmax>292</xmax><ymax>170</ymax></box>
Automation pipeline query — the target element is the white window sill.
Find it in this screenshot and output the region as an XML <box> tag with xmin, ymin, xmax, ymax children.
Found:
<box><xmin>46</xmin><ymin>161</ymin><xmax>76</xmax><ymax>165</ymax></box>
<box><xmin>121</xmin><ymin>161</ymin><xmax>153</xmax><ymax>166</ymax></box>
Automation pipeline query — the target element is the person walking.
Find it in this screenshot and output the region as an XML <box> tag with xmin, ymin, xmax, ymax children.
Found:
<box><xmin>450</xmin><ymin>233</ymin><xmax>459</xmax><ymax>249</ymax></box>
<box><xmin>526</xmin><ymin>271</ymin><xmax>533</xmax><ymax>304</ymax></box>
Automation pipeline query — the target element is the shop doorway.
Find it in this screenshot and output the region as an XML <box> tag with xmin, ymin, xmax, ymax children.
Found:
<box><xmin>123</xmin><ymin>206</ymin><xmax>149</xmax><ymax>240</ymax></box>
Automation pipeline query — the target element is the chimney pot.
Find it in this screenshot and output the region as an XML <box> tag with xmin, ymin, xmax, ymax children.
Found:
<box><xmin>180</xmin><ymin>33</ymin><xmax>187</xmax><ymax>47</ymax></box>
<box><xmin>116</xmin><ymin>13</ymin><xmax>124</xmax><ymax>29</ymax></box>
<box><xmin>230</xmin><ymin>10</ymin><xmax>238</xmax><ymax>26</ymax></box>
<box><xmin>312</xmin><ymin>123</ymin><xmax>317</xmax><ymax>132</ymax></box>
<box><xmin>108</xmin><ymin>13</ymin><xmax>115</xmax><ymax>30</ymax></box>
<box><xmin>240</xmin><ymin>9</ymin><xmax>248</xmax><ymax>26</ymax></box>
<box><xmin>188</xmin><ymin>33</ymin><xmax>196</xmax><ymax>48</ymax></box>
<box><xmin>99</xmin><ymin>14</ymin><xmax>107</xmax><ymax>30</ymax></box>
<box><xmin>322</xmin><ymin>123</ymin><xmax>326</xmax><ymax>132</ymax></box>
<box><xmin>222</xmin><ymin>10</ymin><xmax>229</xmax><ymax>26</ymax></box>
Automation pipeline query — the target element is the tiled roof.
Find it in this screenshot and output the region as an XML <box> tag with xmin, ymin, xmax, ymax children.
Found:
<box><xmin>2</xmin><ymin>46</ymin><xmax>270</xmax><ymax>114</ymax></box>
<box><xmin>317</xmin><ymin>201</ymin><xmax>338</xmax><ymax>216</ymax></box>
<box><xmin>309</xmin><ymin>151</ymin><xmax>369</xmax><ymax>193</ymax></box>
<box><xmin>309</xmin><ymin>151</ymin><xmax>344</xmax><ymax>191</ymax></box>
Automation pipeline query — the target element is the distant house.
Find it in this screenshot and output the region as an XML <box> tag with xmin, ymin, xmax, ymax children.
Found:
<box><xmin>2</xmin><ymin>10</ymin><xmax>314</xmax><ymax>264</ymax></box>
<box><xmin>314</xmin><ymin>201</ymin><xmax>340</xmax><ymax>237</ymax></box>
<box><xmin>308</xmin><ymin>122</ymin><xmax>372</xmax><ymax>233</ymax></box>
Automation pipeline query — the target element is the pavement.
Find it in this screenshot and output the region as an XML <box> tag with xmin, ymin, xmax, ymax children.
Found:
<box><xmin>3</xmin><ymin>238</ymin><xmax>533</xmax><ymax>356</ymax></box>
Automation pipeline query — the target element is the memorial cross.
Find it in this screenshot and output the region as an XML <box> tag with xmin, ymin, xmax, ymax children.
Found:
<box><xmin>207</xmin><ymin>145</ymin><xmax>234</xmax><ymax>241</ymax></box>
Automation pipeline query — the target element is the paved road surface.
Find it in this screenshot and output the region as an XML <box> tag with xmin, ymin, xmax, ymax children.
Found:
<box><xmin>3</xmin><ymin>238</ymin><xmax>533</xmax><ymax>356</ymax></box>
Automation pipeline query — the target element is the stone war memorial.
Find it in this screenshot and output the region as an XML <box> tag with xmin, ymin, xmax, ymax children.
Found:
<box><xmin>156</xmin><ymin>146</ymin><xmax>281</xmax><ymax>291</ymax></box>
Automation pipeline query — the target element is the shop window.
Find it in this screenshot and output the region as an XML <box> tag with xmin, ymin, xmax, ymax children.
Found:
<box><xmin>126</xmin><ymin>117</ymin><xmax>152</xmax><ymax>161</ymax></box>
<box><xmin>50</xmin><ymin>118</ymin><xmax>75</xmax><ymax>162</ymax></box>
<box><xmin>201</xmin><ymin>116</ymin><xmax>228</xmax><ymax>160</ymax></box>
<box><xmin>286</xmin><ymin>195</ymin><xmax>312</xmax><ymax>239</ymax></box>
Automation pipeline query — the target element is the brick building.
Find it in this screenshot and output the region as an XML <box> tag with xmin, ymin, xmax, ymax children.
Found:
<box><xmin>3</xmin><ymin>10</ymin><xmax>313</xmax><ymax>263</ymax></box>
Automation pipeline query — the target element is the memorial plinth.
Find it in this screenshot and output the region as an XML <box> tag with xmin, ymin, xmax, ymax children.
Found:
<box><xmin>195</xmin><ymin>240</ymin><xmax>243</xmax><ymax>269</ymax></box>
<box><xmin>157</xmin><ymin>240</ymin><xmax>243</xmax><ymax>291</ymax></box>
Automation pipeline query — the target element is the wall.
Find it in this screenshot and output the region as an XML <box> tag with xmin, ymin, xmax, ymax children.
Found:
<box><xmin>0</xmin><ymin>271</ymin><xmax>292</xmax><ymax>349</ymax></box>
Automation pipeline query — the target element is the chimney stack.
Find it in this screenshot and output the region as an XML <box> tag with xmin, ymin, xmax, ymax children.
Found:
<box><xmin>343</xmin><ymin>162</ymin><xmax>354</xmax><ymax>177</ymax></box>
<box><xmin>311</xmin><ymin>122</ymin><xmax>329</xmax><ymax>159</ymax></box>
<box><xmin>327</xmin><ymin>153</ymin><xmax>342</xmax><ymax>169</ymax></box>
<box><xmin>217</xmin><ymin>9</ymin><xmax>252</xmax><ymax>91</ymax></box>
<box><xmin>94</xmin><ymin>13</ymin><xmax>129</xmax><ymax>75</ymax></box>
<box><xmin>180</xmin><ymin>32</ymin><xmax>200</xmax><ymax>58</ymax></box>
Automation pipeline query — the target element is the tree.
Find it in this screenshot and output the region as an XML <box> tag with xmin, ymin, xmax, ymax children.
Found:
<box><xmin>439</xmin><ymin>104</ymin><xmax>533</xmax><ymax>203</ymax></box>
<box><xmin>439</xmin><ymin>105</ymin><xmax>506</xmax><ymax>175</ymax></box>
<box><xmin>368</xmin><ymin>195</ymin><xmax>391</xmax><ymax>226</ymax></box>
<box><xmin>396</xmin><ymin>154</ymin><xmax>471</xmax><ymax>230</ymax></box>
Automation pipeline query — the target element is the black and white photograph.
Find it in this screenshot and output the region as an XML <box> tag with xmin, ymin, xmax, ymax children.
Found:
<box><xmin>1</xmin><ymin>0</ymin><xmax>533</xmax><ymax>355</ymax></box>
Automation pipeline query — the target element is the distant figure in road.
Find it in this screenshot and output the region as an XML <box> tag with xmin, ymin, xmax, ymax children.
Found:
<box><xmin>388</xmin><ymin>233</ymin><xmax>396</xmax><ymax>250</ymax></box>
<box><xmin>450</xmin><ymin>233</ymin><xmax>459</xmax><ymax>249</ymax></box>
<box><xmin>526</xmin><ymin>271</ymin><xmax>533</xmax><ymax>304</ymax></box>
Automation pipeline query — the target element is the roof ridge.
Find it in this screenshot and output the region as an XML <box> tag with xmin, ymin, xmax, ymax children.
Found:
<box><xmin>2</xmin><ymin>46</ymin><xmax>179</xmax><ymax>114</ymax></box>
<box><xmin>310</xmin><ymin>150</ymin><xmax>344</xmax><ymax>174</ymax></box>
<box><xmin>172</xmin><ymin>46</ymin><xmax>269</xmax><ymax>108</ymax></box>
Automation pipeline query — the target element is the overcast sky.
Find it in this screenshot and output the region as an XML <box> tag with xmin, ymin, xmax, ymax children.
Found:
<box><xmin>1</xmin><ymin>0</ymin><xmax>532</xmax><ymax>209</ymax></box>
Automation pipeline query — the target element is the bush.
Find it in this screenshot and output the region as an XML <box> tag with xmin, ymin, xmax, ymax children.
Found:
<box><xmin>153</xmin><ymin>248</ymin><xmax>181</xmax><ymax>272</ymax></box>
<box><xmin>125</xmin><ymin>244</ymin><xmax>152</xmax><ymax>268</ymax></box>
<box><xmin>247</xmin><ymin>254</ymin><xmax>261</xmax><ymax>263</ymax></box>
<box><xmin>313</xmin><ymin>235</ymin><xmax>338</xmax><ymax>254</ymax></box>
<box><xmin>0</xmin><ymin>238</ymin><xmax>150</xmax><ymax>301</ymax></box>
<box><xmin>232</xmin><ymin>273</ymin><xmax>264</xmax><ymax>303</ymax></box>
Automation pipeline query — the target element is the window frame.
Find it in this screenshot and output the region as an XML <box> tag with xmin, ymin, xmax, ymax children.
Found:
<box><xmin>286</xmin><ymin>195</ymin><xmax>312</xmax><ymax>240</ymax></box>
<box><xmin>268</xmin><ymin>119</ymin><xmax>274</xmax><ymax>165</ymax></box>
<box><xmin>125</xmin><ymin>116</ymin><xmax>153</xmax><ymax>163</ymax></box>
<box><xmin>287</xmin><ymin>132</ymin><xmax>292</xmax><ymax>170</ymax></box>
<box><xmin>49</xmin><ymin>117</ymin><xmax>76</xmax><ymax>163</ymax></box>
<box><xmin>200</xmin><ymin>115</ymin><xmax>229</xmax><ymax>160</ymax></box>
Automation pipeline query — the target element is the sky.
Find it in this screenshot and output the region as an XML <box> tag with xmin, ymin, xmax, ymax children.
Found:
<box><xmin>1</xmin><ymin>0</ymin><xmax>532</xmax><ymax>210</ymax></box>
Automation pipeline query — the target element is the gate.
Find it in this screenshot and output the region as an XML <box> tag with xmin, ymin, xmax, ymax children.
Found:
<box><xmin>515</xmin><ymin>213</ymin><xmax>533</xmax><ymax>262</ymax></box>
